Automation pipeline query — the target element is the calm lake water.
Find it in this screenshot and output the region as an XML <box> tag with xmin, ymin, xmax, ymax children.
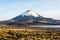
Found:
<box><xmin>0</xmin><ymin>25</ymin><xmax>60</xmax><ymax>28</ymax></box>
<box><xmin>30</xmin><ymin>25</ymin><xmax>60</xmax><ymax>28</ymax></box>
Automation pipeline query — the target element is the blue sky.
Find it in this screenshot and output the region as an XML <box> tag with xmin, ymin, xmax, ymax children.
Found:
<box><xmin>0</xmin><ymin>0</ymin><xmax>60</xmax><ymax>21</ymax></box>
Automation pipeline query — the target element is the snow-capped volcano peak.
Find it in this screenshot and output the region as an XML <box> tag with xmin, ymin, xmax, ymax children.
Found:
<box><xmin>12</xmin><ymin>10</ymin><xmax>43</xmax><ymax>21</ymax></box>
<box><xmin>21</xmin><ymin>10</ymin><xmax>40</xmax><ymax>17</ymax></box>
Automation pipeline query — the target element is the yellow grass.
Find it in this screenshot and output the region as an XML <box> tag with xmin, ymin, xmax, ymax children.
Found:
<box><xmin>0</xmin><ymin>26</ymin><xmax>60</xmax><ymax>40</ymax></box>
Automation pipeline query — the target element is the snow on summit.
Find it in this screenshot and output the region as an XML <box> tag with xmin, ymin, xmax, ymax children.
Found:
<box><xmin>21</xmin><ymin>10</ymin><xmax>39</xmax><ymax>17</ymax></box>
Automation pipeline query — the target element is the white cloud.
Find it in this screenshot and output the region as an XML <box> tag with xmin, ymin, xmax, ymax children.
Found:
<box><xmin>41</xmin><ymin>11</ymin><xmax>60</xmax><ymax>20</ymax></box>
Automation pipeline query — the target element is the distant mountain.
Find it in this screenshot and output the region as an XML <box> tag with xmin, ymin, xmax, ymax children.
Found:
<box><xmin>0</xmin><ymin>10</ymin><xmax>60</xmax><ymax>25</ymax></box>
<box><xmin>10</xmin><ymin>10</ymin><xmax>60</xmax><ymax>25</ymax></box>
<box><xmin>12</xmin><ymin>10</ymin><xmax>43</xmax><ymax>21</ymax></box>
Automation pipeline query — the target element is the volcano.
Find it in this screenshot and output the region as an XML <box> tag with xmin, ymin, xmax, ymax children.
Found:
<box><xmin>10</xmin><ymin>10</ymin><xmax>58</xmax><ymax>25</ymax></box>
<box><xmin>12</xmin><ymin>10</ymin><xmax>44</xmax><ymax>21</ymax></box>
<box><xmin>1</xmin><ymin>10</ymin><xmax>60</xmax><ymax>25</ymax></box>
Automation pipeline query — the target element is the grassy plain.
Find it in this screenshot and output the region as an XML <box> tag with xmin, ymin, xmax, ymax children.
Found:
<box><xmin>0</xmin><ymin>26</ymin><xmax>60</xmax><ymax>40</ymax></box>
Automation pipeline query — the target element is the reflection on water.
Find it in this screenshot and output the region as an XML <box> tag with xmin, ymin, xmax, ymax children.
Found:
<box><xmin>30</xmin><ymin>25</ymin><xmax>60</xmax><ymax>28</ymax></box>
<box><xmin>0</xmin><ymin>25</ymin><xmax>60</xmax><ymax>28</ymax></box>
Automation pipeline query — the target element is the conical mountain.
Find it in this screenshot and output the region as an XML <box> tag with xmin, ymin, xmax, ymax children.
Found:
<box><xmin>12</xmin><ymin>10</ymin><xmax>43</xmax><ymax>21</ymax></box>
<box><xmin>1</xmin><ymin>10</ymin><xmax>60</xmax><ymax>25</ymax></box>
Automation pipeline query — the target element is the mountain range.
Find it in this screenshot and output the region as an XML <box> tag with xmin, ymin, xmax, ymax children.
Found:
<box><xmin>0</xmin><ymin>10</ymin><xmax>60</xmax><ymax>25</ymax></box>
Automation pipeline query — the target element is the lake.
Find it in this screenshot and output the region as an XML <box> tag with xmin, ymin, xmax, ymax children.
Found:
<box><xmin>29</xmin><ymin>25</ymin><xmax>60</xmax><ymax>28</ymax></box>
<box><xmin>0</xmin><ymin>25</ymin><xmax>60</xmax><ymax>28</ymax></box>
